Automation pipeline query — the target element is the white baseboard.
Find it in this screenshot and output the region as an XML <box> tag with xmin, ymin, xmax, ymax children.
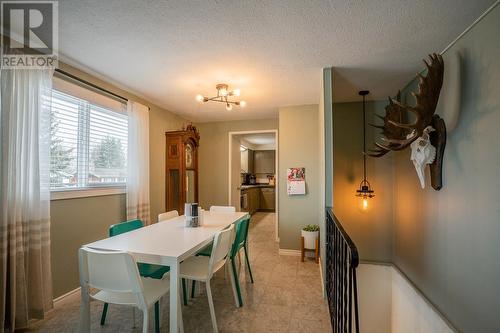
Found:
<box><xmin>278</xmin><ymin>248</ymin><xmax>301</xmax><ymax>256</ymax></box>
<box><xmin>53</xmin><ymin>287</ymin><xmax>81</xmax><ymax>308</ymax></box>
<box><xmin>319</xmin><ymin>256</ymin><xmax>325</xmax><ymax>297</ymax></box>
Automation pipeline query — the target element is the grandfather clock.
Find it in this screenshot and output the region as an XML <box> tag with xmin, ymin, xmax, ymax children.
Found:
<box><xmin>165</xmin><ymin>124</ymin><xmax>200</xmax><ymax>215</ymax></box>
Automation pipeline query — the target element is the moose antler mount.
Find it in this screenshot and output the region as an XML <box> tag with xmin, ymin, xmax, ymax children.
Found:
<box><xmin>369</xmin><ymin>53</ymin><xmax>446</xmax><ymax>190</ymax></box>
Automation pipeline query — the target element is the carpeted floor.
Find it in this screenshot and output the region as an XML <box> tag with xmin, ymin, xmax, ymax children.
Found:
<box><xmin>29</xmin><ymin>212</ymin><xmax>330</xmax><ymax>332</ymax></box>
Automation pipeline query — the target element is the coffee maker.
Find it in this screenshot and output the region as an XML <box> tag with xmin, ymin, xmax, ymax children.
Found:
<box><xmin>242</xmin><ymin>173</ymin><xmax>251</xmax><ymax>185</ymax></box>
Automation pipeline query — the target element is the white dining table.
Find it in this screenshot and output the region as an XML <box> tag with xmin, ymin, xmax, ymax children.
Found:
<box><xmin>78</xmin><ymin>211</ymin><xmax>248</xmax><ymax>333</ymax></box>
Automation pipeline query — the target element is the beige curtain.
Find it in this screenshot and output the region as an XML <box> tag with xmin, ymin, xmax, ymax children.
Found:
<box><xmin>0</xmin><ymin>68</ymin><xmax>54</xmax><ymax>331</ymax></box>
<box><xmin>126</xmin><ymin>101</ymin><xmax>151</xmax><ymax>225</ymax></box>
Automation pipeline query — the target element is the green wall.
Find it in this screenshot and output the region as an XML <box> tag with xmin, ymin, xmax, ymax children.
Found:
<box><xmin>392</xmin><ymin>4</ymin><xmax>500</xmax><ymax>331</ymax></box>
<box><xmin>278</xmin><ymin>105</ymin><xmax>321</xmax><ymax>250</ymax></box>
<box><xmin>333</xmin><ymin>101</ymin><xmax>394</xmax><ymax>263</ymax></box>
<box><xmin>50</xmin><ymin>194</ymin><xmax>126</xmax><ymax>297</ymax></box>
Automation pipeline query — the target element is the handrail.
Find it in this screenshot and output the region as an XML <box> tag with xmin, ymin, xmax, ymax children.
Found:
<box><xmin>325</xmin><ymin>207</ymin><xmax>360</xmax><ymax>333</ymax></box>
<box><xmin>326</xmin><ymin>208</ymin><xmax>359</xmax><ymax>268</ymax></box>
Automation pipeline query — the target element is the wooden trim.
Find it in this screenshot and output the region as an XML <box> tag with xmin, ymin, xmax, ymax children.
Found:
<box><xmin>301</xmin><ymin>236</ymin><xmax>305</xmax><ymax>262</ymax></box>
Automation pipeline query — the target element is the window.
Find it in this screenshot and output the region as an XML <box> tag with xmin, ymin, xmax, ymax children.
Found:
<box><xmin>50</xmin><ymin>83</ymin><xmax>128</xmax><ymax>191</ymax></box>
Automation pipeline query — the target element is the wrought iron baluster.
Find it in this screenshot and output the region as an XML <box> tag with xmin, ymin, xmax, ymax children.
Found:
<box><xmin>325</xmin><ymin>208</ymin><xmax>359</xmax><ymax>333</ymax></box>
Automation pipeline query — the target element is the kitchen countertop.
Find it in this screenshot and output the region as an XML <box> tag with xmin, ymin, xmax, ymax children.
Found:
<box><xmin>239</xmin><ymin>184</ymin><xmax>275</xmax><ymax>190</ymax></box>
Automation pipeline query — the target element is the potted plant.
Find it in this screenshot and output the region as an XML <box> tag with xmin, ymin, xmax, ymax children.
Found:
<box><xmin>301</xmin><ymin>224</ymin><xmax>319</xmax><ymax>249</ymax></box>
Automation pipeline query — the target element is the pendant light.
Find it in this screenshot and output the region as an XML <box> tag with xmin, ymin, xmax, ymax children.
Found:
<box><xmin>356</xmin><ymin>90</ymin><xmax>375</xmax><ymax>210</ymax></box>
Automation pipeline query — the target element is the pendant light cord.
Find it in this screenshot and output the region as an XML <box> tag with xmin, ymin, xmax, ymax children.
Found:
<box><xmin>362</xmin><ymin>94</ymin><xmax>367</xmax><ymax>182</ymax></box>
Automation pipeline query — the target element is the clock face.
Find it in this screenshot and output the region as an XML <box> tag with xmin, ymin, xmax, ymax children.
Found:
<box><xmin>185</xmin><ymin>143</ymin><xmax>193</xmax><ymax>168</ymax></box>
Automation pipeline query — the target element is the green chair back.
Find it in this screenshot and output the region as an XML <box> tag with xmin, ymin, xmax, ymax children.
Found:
<box><xmin>230</xmin><ymin>217</ymin><xmax>250</xmax><ymax>258</ymax></box>
<box><xmin>109</xmin><ymin>219</ymin><xmax>143</xmax><ymax>237</ymax></box>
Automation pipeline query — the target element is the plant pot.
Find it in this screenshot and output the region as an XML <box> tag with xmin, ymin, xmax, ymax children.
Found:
<box><xmin>301</xmin><ymin>230</ymin><xmax>318</xmax><ymax>250</ymax></box>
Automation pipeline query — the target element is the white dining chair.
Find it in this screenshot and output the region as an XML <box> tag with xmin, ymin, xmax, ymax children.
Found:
<box><xmin>179</xmin><ymin>225</ymin><xmax>236</xmax><ymax>332</ymax></box>
<box><xmin>209</xmin><ymin>206</ymin><xmax>236</xmax><ymax>213</ymax></box>
<box><xmin>158</xmin><ymin>210</ymin><xmax>179</xmax><ymax>222</ymax></box>
<box><xmin>78</xmin><ymin>247</ymin><xmax>177</xmax><ymax>333</ymax></box>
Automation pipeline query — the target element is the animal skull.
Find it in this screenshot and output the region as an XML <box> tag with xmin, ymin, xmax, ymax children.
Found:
<box><xmin>410</xmin><ymin>126</ymin><xmax>436</xmax><ymax>189</ymax></box>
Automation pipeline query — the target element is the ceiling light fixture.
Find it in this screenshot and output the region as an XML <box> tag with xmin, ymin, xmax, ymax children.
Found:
<box><xmin>196</xmin><ymin>83</ymin><xmax>246</xmax><ymax>111</ymax></box>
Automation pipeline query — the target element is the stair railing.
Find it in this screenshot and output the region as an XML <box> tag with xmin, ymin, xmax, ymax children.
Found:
<box><xmin>325</xmin><ymin>208</ymin><xmax>360</xmax><ymax>333</ymax></box>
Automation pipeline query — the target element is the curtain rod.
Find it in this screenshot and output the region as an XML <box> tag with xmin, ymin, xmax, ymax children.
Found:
<box><xmin>54</xmin><ymin>68</ymin><xmax>128</xmax><ymax>102</ymax></box>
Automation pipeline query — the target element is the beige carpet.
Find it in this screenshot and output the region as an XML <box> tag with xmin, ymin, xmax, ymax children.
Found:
<box><xmin>29</xmin><ymin>212</ymin><xmax>330</xmax><ymax>332</ymax></box>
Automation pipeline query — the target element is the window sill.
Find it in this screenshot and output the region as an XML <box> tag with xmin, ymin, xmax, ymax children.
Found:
<box><xmin>50</xmin><ymin>186</ymin><xmax>126</xmax><ymax>200</ymax></box>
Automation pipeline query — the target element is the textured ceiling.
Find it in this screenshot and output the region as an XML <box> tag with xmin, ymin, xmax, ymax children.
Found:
<box><xmin>58</xmin><ymin>0</ymin><xmax>494</xmax><ymax>122</ymax></box>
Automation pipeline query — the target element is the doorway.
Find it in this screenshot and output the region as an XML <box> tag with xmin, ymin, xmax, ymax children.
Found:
<box><xmin>228</xmin><ymin>130</ymin><xmax>279</xmax><ymax>242</ymax></box>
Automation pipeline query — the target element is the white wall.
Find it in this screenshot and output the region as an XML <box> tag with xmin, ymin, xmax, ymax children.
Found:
<box><xmin>357</xmin><ymin>263</ymin><xmax>455</xmax><ymax>333</ymax></box>
<box><xmin>357</xmin><ymin>264</ymin><xmax>392</xmax><ymax>333</ymax></box>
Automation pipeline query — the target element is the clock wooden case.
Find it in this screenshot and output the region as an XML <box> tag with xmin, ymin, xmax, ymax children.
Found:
<box><xmin>165</xmin><ymin>125</ymin><xmax>200</xmax><ymax>215</ymax></box>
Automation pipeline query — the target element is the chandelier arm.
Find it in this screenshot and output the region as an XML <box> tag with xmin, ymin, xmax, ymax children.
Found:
<box><xmin>204</xmin><ymin>98</ymin><xmax>240</xmax><ymax>105</ymax></box>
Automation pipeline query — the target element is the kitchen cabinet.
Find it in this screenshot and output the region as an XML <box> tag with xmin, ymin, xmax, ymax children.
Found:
<box><xmin>241</xmin><ymin>186</ymin><xmax>275</xmax><ymax>214</ymax></box>
<box><xmin>240</xmin><ymin>149</ymin><xmax>254</xmax><ymax>173</ymax></box>
<box><xmin>249</xmin><ymin>187</ymin><xmax>260</xmax><ymax>214</ymax></box>
<box><xmin>260</xmin><ymin>187</ymin><xmax>275</xmax><ymax>211</ymax></box>
<box><xmin>254</xmin><ymin>150</ymin><xmax>275</xmax><ymax>174</ymax></box>
<box><xmin>241</xmin><ymin>187</ymin><xmax>260</xmax><ymax>214</ymax></box>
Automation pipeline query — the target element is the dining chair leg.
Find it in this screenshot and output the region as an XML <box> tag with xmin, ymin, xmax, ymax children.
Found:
<box><xmin>100</xmin><ymin>303</ymin><xmax>108</xmax><ymax>325</ymax></box>
<box><xmin>231</xmin><ymin>258</ymin><xmax>243</xmax><ymax>307</ymax></box>
<box><xmin>228</xmin><ymin>259</ymin><xmax>241</xmax><ymax>307</ymax></box>
<box><xmin>154</xmin><ymin>301</ymin><xmax>160</xmax><ymax>333</ymax></box>
<box><xmin>205</xmin><ymin>281</ymin><xmax>218</xmax><ymax>333</ymax></box>
<box><xmin>190</xmin><ymin>280</ymin><xmax>196</xmax><ymax>298</ymax></box>
<box><xmin>142</xmin><ymin>307</ymin><xmax>149</xmax><ymax>333</ymax></box>
<box><xmin>244</xmin><ymin>245</ymin><xmax>254</xmax><ymax>283</ymax></box>
<box><xmin>182</xmin><ymin>278</ymin><xmax>188</xmax><ymax>305</ymax></box>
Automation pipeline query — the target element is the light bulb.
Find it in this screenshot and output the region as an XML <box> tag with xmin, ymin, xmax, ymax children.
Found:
<box><xmin>195</xmin><ymin>94</ymin><xmax>204</xmax><ymax>102</ymax></box>
<box><xmin>232</xmin><ymin>89</ymin><xmax>241</xmax><ymax>97</ymax></box>
<box><xmin>240</xmin><ymin>100</ymin><xmax>247</xmax><ymax>108</ymax></box>
<box><xmin>362</xmin><ymin>198</ymin><xmax>368</xmax><ymax>210</ymax></box>
<box><xmin>219</xmin><ymin>88</ymin><xmax>228</xmax><ymax>96</ymax></box>
<box><xmin>226</xmin><ymin>103</ymin><xmax>233</xmax><ymax>111</ymax></box>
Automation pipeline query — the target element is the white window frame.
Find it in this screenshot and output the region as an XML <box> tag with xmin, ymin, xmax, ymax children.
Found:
<box><xmin>50</xmin><ymin>186</ymin><xmax>126</xmax><ymax>200</ymax></box>
<box><xmin>49</xmin><ymin>86</ymin><xmax>128</xmax><ymax>200</ymax></box>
